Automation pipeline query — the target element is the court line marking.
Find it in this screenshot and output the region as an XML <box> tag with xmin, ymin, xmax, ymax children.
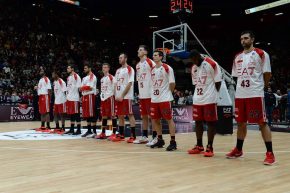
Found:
<box><xmin>0</xmin><ymin>146</ymin><xmax>289</xmax><ymax>155</ymax></box>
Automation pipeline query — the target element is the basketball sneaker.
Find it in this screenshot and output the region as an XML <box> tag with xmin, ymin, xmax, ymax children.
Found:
<box><xmin>64</xmin><ymin>129</ymin><xmax>75</xmax><ymax>135</ymax></box>
<box><xmin>107</xmin><ymin>133</ymin><xmax>116</xmax><ymax>141</ymax></box>
<box><xmin>146</xmin><ymin>137</ymin><xmax>158</xmax><ymax>147</ymax></box>
<box><xmin>188</xmin><ymin>145</ymin><xmax>204</xmax><ymax>154</ymax></box>
<box><xmin>73</xmin><ymin>129</ymin><xmax>82</xmax><ymax>135</ymax></box>
<box><xmin>81</xmin><ymin>131</ymin><xmax>93</xmax><ymax>138</ymax></box>
<box><xmin>166</xmin><ymin>140</ymin><xmax>177</xmax><ymax>151</ymax></box>
<box><xmin>35</xmin><ymin>127</ymin><xmax>46</xmax><ymax>132</ymax></box>
<box><xmin>95</xmin><ymin>133</ymin><xmax>107</xmax><ymax>139</ymax></box>
<box><xmin>41</xmin><ymin>128</ymin><xmax>51</xmax><ymax>133</ymax></box>
<box><xmin>203</xmin><ymin>146</ymin><xmax>214</xmax><ymax>157</ymax></box>
<box><xmin>86</xmin><ymin>133</ymin><xmax>97</xmax><ymax>138</ymax></box>
<box><xmin>133</xmin><ymin>136</ymin><xmax>149</xmax><ymax>144</ymax></box>
<box><xmin>150</xmin><ymin>139</ymin><xmax>165</xmax><ymax>148</ymax></box>
<box><xmin>127</xmin><ymin>137</ymin><xmax>136</xmax><ymax>143</ymax></box>
<box><xmin>111</xmin><ymin>134</ymin><xmax>125</xmax><ymax>142</ymax></box>
<box><xmin>49</xmin><ymin>129</ymin><xmax>61</xmax><ymax>134</ymax></box>
<box><xmin>263</xmin><ymin>152</ymin><xmax>275</xmax><ymax>165</ymax></box>
<box><xmin>226</xmin><ymin>147</ymin><xmax>243</xmax><ymax>159</ymax></box>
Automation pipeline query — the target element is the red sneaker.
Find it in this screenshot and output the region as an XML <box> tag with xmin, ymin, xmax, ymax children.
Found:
<box><xmin>95</xmin><ymin>133</ymin><xmax>107</xmax><ymax>139</ymax></box>
<box><xmin>56</xmin><ymin>130</ymin><xmax>65</xmax><ymax>135</ymax></box>
<box><xmin>41</xmin><ymin>128</ymin><xmax>51</xmax><ymax>133</ymax></box>
<box><xmin>204</xmin><ymin>147</ymin><xmax>214</xmax><ymax>157</ymax></box>
<box><xmin>35</xmin><ymin>127</ymin><xmax>46</xmax><ymax>132</ymax></box>
<box><xmin>111</xmin><ymin>135</ymin><xmax>125</xmax><ymax>142</ymax></box>
<box><xmin>107</xmin><ymin>133</ymin><xmax>116</xmax><ymax>141</ymax></box>
<box><xmin>264</xmin><ymin>152</ymin><xmax>275</xmax><ymax>165</ymax></box>
<box><xmin>226</xmin><ymin>147</ymin><xmax>243</xmax><ymax>159</ymax></box>
<box><xmin>188</xmin><ymin>145</ymin><xmax>204</xmax><ymax>154</ymax></box>
<box><xmin>126</xmin><ymin>137</ymin><xmax>136</xmax><ymax>143</ymax></box>
<box><xmin>50</xmin><ymin>129</ymin><xmax>61</xmax><ymax>134</ymax></box>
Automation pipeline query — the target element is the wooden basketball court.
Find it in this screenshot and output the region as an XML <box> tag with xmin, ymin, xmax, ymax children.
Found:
<box><xmin>0</xmin><ymin>121</ymin><xmax>289</xmax><ymax>193</ymax></box>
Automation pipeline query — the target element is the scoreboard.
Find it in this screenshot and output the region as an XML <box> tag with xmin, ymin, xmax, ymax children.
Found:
<box><xmin>170</xmin><ymin>0</ymin><xmax>193</xmax><ymax>14</ymax></box>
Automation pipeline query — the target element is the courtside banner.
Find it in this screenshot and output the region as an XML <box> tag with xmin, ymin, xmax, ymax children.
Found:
<box><xmin>0</xmin><ymin>105</ymin><xmax>34</xmax><ymax>121</ymax></box>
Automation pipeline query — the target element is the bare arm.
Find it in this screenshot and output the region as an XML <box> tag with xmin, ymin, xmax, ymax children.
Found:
<box><xmin>263</xmin><ymin>72</ymin><xmax>271</xmax><ymax>88</ymax></box>
<box><xmin>121</xmin><ymin>82</ymin><xmax>132</xmax><ymax>98</ymax></box>
<box><xmin>169</xmin><ymin>82</ymin><xmax>176</xmax><ymax>93</ymax></box>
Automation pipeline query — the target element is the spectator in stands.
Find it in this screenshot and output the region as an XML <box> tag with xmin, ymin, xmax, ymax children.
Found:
<box><xmin>10</xmin><ymin>91</ymin><xmax>20</xmax><ymax>103</ymax></box>
<box><xmin>265</xmin><ymin>87</ymin><xmax>276</xmax><ymax>126</ymax></box>
<box><xmin>178</xmin><ymin>92</ymin><xmax>186</xmax><ymax>105</ymax></box>
<box><xmin>186</xmin><ymin>91</ymin><xmax>193</xmax><ymax>105</ymax></box>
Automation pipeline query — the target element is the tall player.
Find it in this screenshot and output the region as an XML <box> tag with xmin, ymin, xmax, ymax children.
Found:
<box><xmin>80</xmin><ymin>64</ymin><xmax>97</xmax><ymax>138</ymax></box>
<box><xmin>97</xmin><ymin>63</ymin><xmax>118</xmax><ymax>139</ymax></box>
<box><xmin>112</xmin><ymin>53</ymin><xmax>136</xmax><ymax>143</ymax></box>
<box><xmin>226</xmin><ymin>31</ymin><xmax>275</xmax><ymax>165</ymax></box>
<box><xmin>187</xmin><ymin>50</ymin><xmax>222</xmax><ymax>157</ymax></box>
<box><xmin>134</xmin><ymin>45</ymin><xmax>157</xmax><ymax>145</ymax></box>
<box><xmin>150</xmin><ymin>50</ymin><xmax>177</xmax><ymax>151</ymax></box>
<box><xmin>35</xmin><ymin>67</ymin><xmax>51</xmax><ymax>132</ymax></box>
<box><xmin>65</xmin><ymin>65</ymin><xmax>82</xmax><ymax>135</ymax></box>
<box><xmin>51</xmin><ymin>71</ymin><xmax>67</xmax><ymax>134</ymax></box>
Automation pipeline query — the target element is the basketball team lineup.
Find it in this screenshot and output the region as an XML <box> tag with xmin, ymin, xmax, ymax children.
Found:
<box><xmin>33</xmin><ymin>31</ymin><xmax>275</xmax><ymax>166</ymax></box>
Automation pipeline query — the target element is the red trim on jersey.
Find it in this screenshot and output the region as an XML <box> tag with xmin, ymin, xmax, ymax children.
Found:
<box><xmin>108</xmin><ymin>74</ymin><xmax>113</xmax><ymax>82</ymax></box>
<box><xmin>44</xmin><ymin>77</ymin><xmax>49</xmax><ymax>84</ymax></box>
<box><xmin>127</xmin><ymin>66</ymin><xmax>132</xmax><ymax>74</ymax></box>
<box><xmin>80</xmin><ymin>85</ymin><xmax>91</xmax><ymax>91</ymax></box>
<box><xmin>58</xmin><ymin>79</ymin><xmax>63</xmax><ymax>86</ymax></box>
<box><xmin>73</xmin><ymin>73</ymin><xmax>78</xmax><ymax>81</ymax></box>
<box><xmin>205</xmin><ymin>57</ymin><xmax>217</xmax><ymax>70</ymax></box>
<box><xmin>254</xmin><ymin>48</ymin><xmax>265</xmax><ymax>62</ymax></box>
<box><xmin>89</xmin><ymin>73</ymin><xmax>94</xmax><ymax>81</ymax></box>
<box><xmin>162</xmin><ymin>63</ymin><xmax>169</xmax><ymax>73</ymax></box>
<box><xmin>146</xmin><ymin>58</ymin><xmax>154</xmax><ymax>69</ymax></box>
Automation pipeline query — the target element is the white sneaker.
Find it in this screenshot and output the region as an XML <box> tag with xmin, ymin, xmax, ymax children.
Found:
<box><xmin>133</xmin><ymin>136</ymin><xmax>149</xmax><ymax>144</ymax></box>
<box><xmin>146</xmin><ymin>137</ymin><xmax>158</xmax><ymax>147</ymax></box>
<box><xmin>86</xmin><ymin>133</ymin><xmax>97</xmax><ymax>138</ymax></box>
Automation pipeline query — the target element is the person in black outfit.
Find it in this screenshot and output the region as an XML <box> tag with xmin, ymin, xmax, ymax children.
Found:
<box><xmin>264</xmin><ymin>87</ymin><xmax>276</xmax><ymax>126</ymax></box>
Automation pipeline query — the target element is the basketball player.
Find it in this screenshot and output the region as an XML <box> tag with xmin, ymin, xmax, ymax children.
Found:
<box><xmin>51</xmin><ymin>71</ymin><xmax>67</xmax><ymax>134</ymax></box>
<box><xmin>97</xmin><ymin>63</ymin><xmax>118</xmax><ymax>139</ymax></box>
<box><xmin>65</xmin><ymin>65</ymin><xmax>82</xmax><ymax>135</ymax></box>
<box><xmin>112</xmin><ymin>53</ymin><xmax>136</xmax><ymax>142</ymax></box>
<box><xmin>35</xmin><ymin>67</ymin><xmax>51</xmax><ymax>132</ymax></box>
<box><xmin>80</xmin><ymin>64</ymin><xmax>97</xmax><ymax>138</ymax></box>
<box><xmin>187</xmin><ymin>50</ymin><xmax>222</xmax><ymax>157</ymax></box>
<box><xmin>150</xmin><ymin>50</ymin><xmax>177</xmax><ymax>151</ymax></box>
<box><xmin>226</xmin><ymin>31</ymin><xmax>275</xmax><ymax>165</ymax></box>
<box><xmin>134</xmin><ymin>45</ymin><xmax>158</xmax><ymax>145</ymax></box>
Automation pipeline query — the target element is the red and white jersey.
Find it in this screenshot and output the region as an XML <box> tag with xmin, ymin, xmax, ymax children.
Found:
<box><xmin>115</xmin><ymin>65</ymin><xmax>135</xmax><ymax>100</ymax></box>
<box><xmin>81</xmin><ymin>73</ymin><xmax>97</xmax><ymax>96</ymax></box>
<box><xmin>136</xmin><ymin>58</ymin><xmax>156</xmax><ymax>99</ymax></box>
<box><xmin>192</xmin><ymin>57</ymin><xmax>222</xmax><ymax>105</ymax></box>
<box><xmin>151</xmin><ymin>63</ymin><xmax>175</xmax><ymax>103</ymax></box>
<box><xmin>53</xmin><ymin>78</ymin><xmax>67</xmax><ymax>104</ymax></box>
<box><xmin>37</xmin><ymin>76</ymin><xmax>51</xmax><ymax>95</ymax></box>
<box><xmin>232</xmin><ymin>48</ymin><xmax>271</xmax><ymax>98</ymax></box>
<box><xmin>100</xmin><ymin>74</ymin><xmax>116</xmax><ymax>101</ymax></box>
<box><xmin>67</xmin><ymin>72</ymin><xmax>81</xmax><ymax>101</ymax></box>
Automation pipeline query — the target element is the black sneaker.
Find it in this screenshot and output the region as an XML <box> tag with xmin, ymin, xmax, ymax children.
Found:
<box><xmin>81</xmin><ymin>131</ymin><xmax>92</xmax><ymax>137</ymax></box>
<box><xmin>166</xmin><ymin>140</ymin><xmax>177</xmax><ymax>151</ymax></box>
<box><xmin>73</xmin><ymin>129</ymin><xmax>82</xmax><ymax>135</ymax></box>
<box><xmin>64</xmin><ymin>129</ymin><xmax>75</xmax><ymax>135</ymax></box>
<box><xmin>150</xmin><ymin>139</ymin><xmax>165</xmax><ymax>148</ymax></box>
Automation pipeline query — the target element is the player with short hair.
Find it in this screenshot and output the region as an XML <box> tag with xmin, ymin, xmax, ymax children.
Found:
<box><xmin>112</xmin><ymin>53</ymin><xmax>136</xmax><ymax>143</ymax></box>
<box><xmin>80</xmin><ymin>63</ymin><xmax>97</xmax><ymax>138</ymax></box>
<box><xmin>65</xmin><ymin>64</ymin><xmax>82</xmax><ymax>135</ymax></box>
<box><xmin>97</xmin><ymin>63</ymin><xmax>118</xmax><ymax>139</ymax></box>
<box><xmin>134</xmin><ymin>45</ymin><xmax>158</xmax><ymax>145</ymax></box>
<box><xmin>226</xmin><ymin>30</ymin><xmax>275</xmax><ymax>165</ymax></box>
<box><xmin>35</xmin><ymin>67</ymin><xmax>52</xmax><ymax>132</ymax></box>
<box><xmin>150</xmin><ymin>50</ymin><xmax>177</xmax><ymax>151</ymax></box>
<box><xmin>51</xmin><ymin>71</ymin><xmax>67</xmax><ymax>134</ymax></box>
<box><xmin>187</xmin><ymin>50</ymin><xmax>222</xmax><ymax>157</ymax></box>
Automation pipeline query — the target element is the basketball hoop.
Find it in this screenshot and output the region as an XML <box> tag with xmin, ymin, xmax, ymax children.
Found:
<box><xmin>155</xmin><ymin>48</ymin><xmax>171</xmax><ymax>62</ymax></box>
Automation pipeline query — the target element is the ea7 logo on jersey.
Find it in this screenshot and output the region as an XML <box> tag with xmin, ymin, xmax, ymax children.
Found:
<box><xmin>241</xmin><ymin>67</ymin><xmax>255</xmax><ymax>76</ymax></box>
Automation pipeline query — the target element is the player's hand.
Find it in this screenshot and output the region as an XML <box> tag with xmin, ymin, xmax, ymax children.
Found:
<box><xmin>34</xmin><ymin>86</ymin><xmax>38</xmax><ymax>90</ymax></box>
<box><xmin>116</xmin><ymin>96</ymin><xmax>123</xmax><ymax>102</ymax></box>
